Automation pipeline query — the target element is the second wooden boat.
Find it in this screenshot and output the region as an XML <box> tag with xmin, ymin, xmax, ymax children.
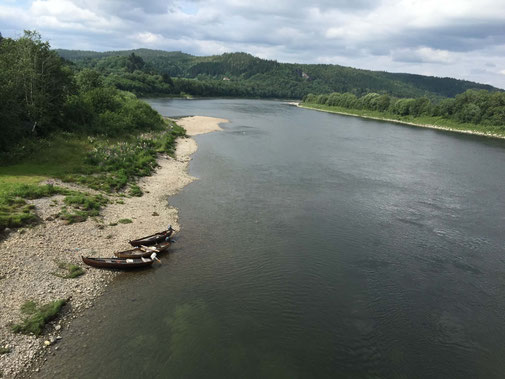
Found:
<box><xmin>129</xmin><ymin>225</ymin><xmax>174</xmax><ymax>247</ymax></box>
<box><xmin>114</xmin><ymin>241</ymin><xmax>171</xmax><ymax>259</ymax></box>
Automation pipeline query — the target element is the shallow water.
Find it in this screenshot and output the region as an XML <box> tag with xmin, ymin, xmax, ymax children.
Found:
<box><xmin>40</xmin><ymin>99</ymin><xmax>505</xmax><ymax>378</ymax></box>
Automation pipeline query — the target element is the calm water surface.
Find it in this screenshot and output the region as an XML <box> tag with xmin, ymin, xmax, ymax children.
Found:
<box><xmin>40</xmin><ymin>99</ymin><xmax>505</xmax><ymax>378</ymax></box>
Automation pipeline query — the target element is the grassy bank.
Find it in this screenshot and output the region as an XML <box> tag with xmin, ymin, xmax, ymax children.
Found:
<box><xmin>0</xmin><ymin>119</ymin><xmax>186</xmax><ymax>232</ymax></box>
<box><xmin>300</xmin><ymin>103</ymin><xmax>505</xmax><ymax>139</ymax></box>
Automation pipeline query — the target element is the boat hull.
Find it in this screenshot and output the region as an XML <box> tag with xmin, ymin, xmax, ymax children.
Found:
<box><xmin>129</xmin><ymin>228</ymin><xmax>174</xmax><ymax>247</ymax></box>
<box><xmin>82</xmin><ymin>256</ymin><xmax>154</xmax><ymax>269</ymax></box>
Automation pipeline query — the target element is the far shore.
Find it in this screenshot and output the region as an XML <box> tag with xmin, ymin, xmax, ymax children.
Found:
<box><xmin>294</xmin><ymin>102</ymin><xmax>505</xmax><ymax>140</ymax></box>
<box><xmin>0</xmin><ymin>116</ymin><xmax>228</xmax><ymax>378</ymax></box>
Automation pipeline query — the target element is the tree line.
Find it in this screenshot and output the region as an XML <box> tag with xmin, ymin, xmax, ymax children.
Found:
<box><xmin>57</xmin><ymin>49</ymin><xmax>501</xmax><ymax>100</ymax></box>
<box><xmin>303</xmin><ymin>90</ymin><xmax>505</xmax><ymax>127</ymax></box>
<box><xmin>0</xmin><ymin>32</ymin><xmax>164</xmax><ymax>154</ymax></box>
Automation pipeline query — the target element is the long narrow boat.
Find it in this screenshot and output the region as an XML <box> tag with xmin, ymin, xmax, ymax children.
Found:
<box><xmin>129</xmin><ymin>225</ymin><xmax>174</xmax><ymax>247</ymax></box>
<box><xmin>114</xmin><ymin>241</ymin><xmax>171</xmax><ymax>259</ymax></box>
<box><xmin>82</xmin><ymin>255</ymin><xmax>156</xmax><ymax>269</ymax></box>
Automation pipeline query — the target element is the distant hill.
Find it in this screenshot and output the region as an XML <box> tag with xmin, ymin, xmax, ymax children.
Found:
<box><xmin>56</xmin><ymin>49</ymin><xmax>500</xmax><ymax>99</ymax></box>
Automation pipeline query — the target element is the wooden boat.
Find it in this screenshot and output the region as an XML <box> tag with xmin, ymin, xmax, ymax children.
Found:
<box><xmin>114</xmin><ymin>241</ymin><xmax>171</xmax><ymax>259</ymax></box>
<box><xmin>82</xmin><ymin>254</ymin><xmax>157</xmax><ymax>269</ymax></box>
<box><xmin>129</xmin><ymin>225</ymin><xmax>174</xmax><ymax>247</ymax></box>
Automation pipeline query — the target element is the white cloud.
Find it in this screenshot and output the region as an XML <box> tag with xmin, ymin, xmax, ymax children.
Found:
<box><xmin>2</xmin><ymin>0</ymin><xmax>505</xmax><ymax>88</ymax></box>
<box><xmin>393</xmin><ymin>47</ymin><xmax>456</xmax><ymax>64</ymax></box>
<box><xmin>134</xmin><ymin>32</ymin><xmax>164</xmax><ymax>45</ymax></box>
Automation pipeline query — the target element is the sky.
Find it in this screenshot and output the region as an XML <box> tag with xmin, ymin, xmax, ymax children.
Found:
<box><xmin>1</xmin><ymin>0</ymin><xmax>505</xmax><ymax>89</ymax></box>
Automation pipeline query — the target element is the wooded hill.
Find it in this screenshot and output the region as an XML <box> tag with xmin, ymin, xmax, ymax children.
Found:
<box><xmin>56</xmin><ymin>49</ymin><xmax>500</xmax><ymax>99</ymax></box>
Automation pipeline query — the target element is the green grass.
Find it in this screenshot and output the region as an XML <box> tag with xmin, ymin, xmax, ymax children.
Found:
<box><xmin>129</xmin><ymin>184</ymin><xmax>143</xmax><ymax>197</ymax></box>
<box><xmin>59</xmin><ymin>193</ymin><xmax>108</xmax><ymax>224</ymax></box>
<box><xmin>60</xmin><ymin>121</ymin><xmax>186</xmax><ymax>192</ymax></box>
<box><xmin>0</xmin><ymin>346</ymin><xmax>10</xmax><ymax>355</ymax></box>
<box><xmin>52</xmin><ymin>262</ymin><xmax>85</xmax><ymax>279</ymax></box>
<box><xmin>12</xmin><ymin>299</ymin><xmax>67</xmax><ymax>336</ymax></box>
<box><xmin>0</xmin><ymin>182</ymin><xmax>66</xmax><ymax>231</ymax></box>
<box><xmin>0</xmin><ymin>120</ymin><xmax>186</xmax><ymax>231</ymax></box>
<box><xmin>301</xmin><ymin>103</ymin><xmax>505</xmax><ymax>138</ymax></box>
<box><xmin>0</xmin><ymin>134</ymin><xmax>91</xmax><ymax>177</ymax></box>
<box><xmin>118</xmin><ymin>218</ymin><xmax>133</xmax><ymax>224</ymax></box>
<box><xmin>0</xmin><ymin>181</ymin><xmax>108</xmax><ymax>231</ymax></box>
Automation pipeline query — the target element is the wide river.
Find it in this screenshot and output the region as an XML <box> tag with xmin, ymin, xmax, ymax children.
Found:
<box><xmin>41</xmin><ymin>99</ymin><xmax>505</xmax><ymax>378</ymax></box>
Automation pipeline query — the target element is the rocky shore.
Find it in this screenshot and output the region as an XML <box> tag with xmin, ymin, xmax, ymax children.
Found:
<box><xmin>0</xmin><ymin>116</ymin><xmax>228</xmax><ymax>378</ymax></box>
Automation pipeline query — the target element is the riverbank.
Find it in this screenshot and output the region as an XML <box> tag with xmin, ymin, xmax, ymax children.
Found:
<box><xmin>0</xmin><ymin>116</ymin><xmax>228</xmax><ymax>378</ymax></box>
<box><xmin>296</xmin><ymin>103</ymin><xmax>505</xmax><ymax>140</ymax></box>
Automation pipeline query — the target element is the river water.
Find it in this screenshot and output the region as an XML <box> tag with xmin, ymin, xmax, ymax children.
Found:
<box><xmin>40</xmin><ymin>99</ymin><xmax>505</xmax><ymax>378</ymax></box>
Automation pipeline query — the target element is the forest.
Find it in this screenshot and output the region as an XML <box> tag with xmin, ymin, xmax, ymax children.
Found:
<box><xmin>56</xmin><ymin>48</ymin><xmax>500</xmax><ymax>100</ymax></box>
<box><xmin>302</xmin><ymin>90</ymin><xmax>505</xmax><ymax>128</ymax></box>
<box><xmin>0</xmin><ymin>32</ymin><xmax>166</xmax><ymax>154</ymax></box>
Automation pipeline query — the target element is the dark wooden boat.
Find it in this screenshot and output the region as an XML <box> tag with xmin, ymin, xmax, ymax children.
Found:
<box><xmin>129</xmin><ymin>225</ymin><xmax>174</xmax><ymax>247</ymax></box>
<box><xmin>114</xmin><ymin>241</ymin><xmax>171</xmax><ymax>259</ymax></box>
<box><xmin>82</xmin><ymin>255</ymin><xmax>156</xmax><ymax>269</ymax></box>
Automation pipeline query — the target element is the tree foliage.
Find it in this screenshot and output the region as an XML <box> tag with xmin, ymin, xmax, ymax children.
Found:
<box><xmin>303</xmin><ymin>89</ymin><xmax>505</xmax><ymax>127</ymax></box>
<box><xmin>0</xmin><ymin>32</ymin><xmax>165</xmax><ymax>154</ymax></box>
<box><xmin>56</xmin><ymin>48</ymin><xmax>501</xmax><ymax>100</ymax></box>
<box><xmin>0</xmin><ymin>31</ymin><xmax>73</xmax><ymax>150</ymax></box>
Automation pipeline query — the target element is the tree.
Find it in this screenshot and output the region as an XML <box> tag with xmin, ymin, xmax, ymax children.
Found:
<box><xmin>126</xmin><ymin>52</ymin><xmax>145</xmax><ymax>73</ymax></box>
<box><xmin>76</xmin><ymin>68</ymin><xmax>103</xmax><ymax>92</ymax></box>
<box><xmin>14</xmin><ymin>31</ymin><xmax>72</xmax><ymax>133</ymax></box>
<box><xmin>376</xmin><ymin>94</ymin><xmax>391</xmax><ymax>112</ymax></box>
<box><xmin>0</xmin><ymin>36</ymin><xmax>25</xmax><ymax>151</ymax></box>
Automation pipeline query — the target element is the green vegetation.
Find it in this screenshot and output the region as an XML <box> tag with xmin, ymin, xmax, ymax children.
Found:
<box><xmin>53</xmin><ymin>262</ymin><xmax>85</xmax><ymax>279</ymax></box>
<box><xmin>0</xmin><ymin>32</ymin><xmax>166</xmax><ymax>155</ymax></box>
<box><xmin>0</xmin><ymin>32</ymin><xmax>188</xmax><ymax>232</ymax></box>
<box><xmin>0</xmin><ymin>183</ymin><xmax>63</xmax><ymax>230</ymax></box>
<box><xmin>0</xmin><ymin>178</ymin><xmax>109</xmax><ymax>230</ymax></box>
<box><xmin>59</xmin><ymin>193</ymin><xmax>108</xmax><ymax>224</ymax></box>
<box><xmin>12</xmin><ymin>299</ymin><xmax>67</xmax><ymax>336</ymax></box>
<box><xmin>118</xmin><ymin>218</ymin><xmax>133</xmax><ymax>224</ymax></box>
<box><xmin>302</xmin><ymin>90</ymin><xmax>505</xmax><ymax>136</ymax></box>
<box><xmin>56</xmin><ymin>49</ymin><xmax>501</xmax><ymax>100</ymax></box>
<box><xmin>129</xmin><ymin>184</ymin><xmax>143</xmax><ymax>197</ymax></box>
<box><xmin>0</xmin><ymin>346</ymin><xmax>10</xmax><ymax>355</ymax></box>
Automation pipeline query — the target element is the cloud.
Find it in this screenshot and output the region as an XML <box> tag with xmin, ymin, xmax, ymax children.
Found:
<box><xmin>1</xmin><ymin>0</ymin><xmax>505</xmax><ymax>88</ymax></box>
<box><xmin>392</xmin><ymin>47</ymin><xmax>455</xmax><ymax>64</ymax></box>
<box><xmin>134</xmin><ymin>32</ymin><xmax>164</xmax><ymax>45</ymax></box>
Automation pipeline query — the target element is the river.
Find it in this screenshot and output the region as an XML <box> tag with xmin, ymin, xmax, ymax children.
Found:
<box><xmin>39</xmin><ymin>99</ymin><xmax>505</xmax><ymax>378</ymax></box>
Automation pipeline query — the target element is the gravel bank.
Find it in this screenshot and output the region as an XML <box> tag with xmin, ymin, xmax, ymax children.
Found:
<box><xmin>0</xmin><ymin>116</ymin><xmax>228</xmax><ymax>378</ymax></box>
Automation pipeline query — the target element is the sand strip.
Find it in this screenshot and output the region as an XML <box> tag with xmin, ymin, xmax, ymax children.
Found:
<box><xmin>0</xmin><ymin>116</ymin><xmax>228</xmax><ymax>377</ymax></box>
